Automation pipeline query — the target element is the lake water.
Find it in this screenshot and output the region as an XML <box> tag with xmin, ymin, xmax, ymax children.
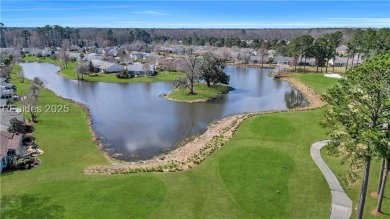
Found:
<box><xmin>20</xmin><ymin>63</ymin><xmax>306</xmax><ymax>160</ymax></box>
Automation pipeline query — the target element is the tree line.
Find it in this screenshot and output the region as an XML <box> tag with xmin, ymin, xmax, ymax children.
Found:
<box><xmin>0</xmin><ymin>24</ymin><xmax>373</xmax><ymax>49</ymax></box>
<box><xmin>285</xmin><ymin>28</ymin><xmax>390</xmax><ymax>73</ymax></box>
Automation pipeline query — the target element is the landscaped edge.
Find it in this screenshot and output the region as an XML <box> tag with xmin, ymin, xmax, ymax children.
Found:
<box><xmin>84</xmin><ymin>75</ymin><xmax>326</xmax><ymax>174</ymax></box>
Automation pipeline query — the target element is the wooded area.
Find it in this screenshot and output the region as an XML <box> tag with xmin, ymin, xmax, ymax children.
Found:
<box><xmin>0</xmin><ymin>24</ymin><xmax>358</xmax><ymax>48</ymax></box>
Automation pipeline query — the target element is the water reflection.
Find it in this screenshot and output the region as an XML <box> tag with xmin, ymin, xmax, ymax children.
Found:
<box><xmin>284</xmin><ymin>89</ymin><xmax>307</xmax><ymax>109</ymax></box>
<box><xmin>20</xmin><ymin>63</ymin><xmax>307</xmax><ymax>161</ymax></box>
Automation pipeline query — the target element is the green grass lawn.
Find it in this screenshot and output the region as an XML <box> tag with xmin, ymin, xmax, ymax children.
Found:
<box><xmin>292</xmin><ymin>73</ymin><xmax>340</xmax><ymax>95</ymax></box>
<box><xmin>22</xmin><ymin>56</ymin><xmax>185</xmax><ymax>83</ymax></box>
<box><xmin>293</xmin><ymin>73</ymin><xmax>390</xmax><ymax>218</ymax></box>
<box><xmin>166</xmin><ymin>83</ymin><xmax>232</xmax><ymax>102</ymax></box>
<box><xmin>1</xmin><ymin>68</ymin><xmax>388</xmax><ymax>218</ymax></box>
<box><xmin>288</xmin><ymin>66</ymin><xmax>347</xmax><ymax>74</ymax></box>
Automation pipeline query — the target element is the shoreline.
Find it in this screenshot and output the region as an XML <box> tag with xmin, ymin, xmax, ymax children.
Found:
<box><xmin>161</xmin><ymin>85</ymin><xmax>234</xmax><ymax>103</ymax></box>
<box><xmin>17</xmin><ymin>63</ymin><xmax>114</xmax><ymax>164</ymax></box>
<box><xmin>226</xmin><ymin>62</ymin><xmax>275</xmax><ymax>69</ymax></box>
<box><xmin>85</xmin><ymin>75</ymin><xmax>325</xmax><ymax>174</ymax></box>
<box><xmin>20</xmin><ymin>61</ymin><xmax>325</xmax><ymax>174</ymax></box>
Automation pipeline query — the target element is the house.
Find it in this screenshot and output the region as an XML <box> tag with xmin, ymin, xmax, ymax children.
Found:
<box><xmin>329</xmin><ymin>56</ymin><xmax>349</xmax><ymax>67</ymax></box>
<box><xmin>1</xmin><ymin>81</ymin><xmax>16</xmax><ymax>90</ymax></box>
<box><xmin>83</xmin><ymin>53</ymin><xmax>102</xmax><ymax>62</ymax></box>
<box><xmin>42</xmin><ymin>48</ymin><xmax>53</xmax><ymax>57</ymax></box>
<box><xmin>299</xmin><ymin>58</ymin><xmax>316</xmax><ymax>66</ymax></box>
<box><xmin>69</xmin><ymin>45</ymin><xmax>80</xmax><ymax>52</ymax></box>
<box><xmin>273</xmin><ymin>56</ymin><xmax>294</xmax><ymax>65</ymax></box>
<box><xmin>29</xmin><ymin>48</ymin><xmax>42</xmax><ymax>56</ymax></box>
<box><xmin>108</xmin><ymin>48</ymin><xmax>118</xmax><ymax>56</ymax></box>
<box><xmin>143</xmin><ymin>53</ymin><xmax>160</xmax><ymax>65</ymax></box>
<box><xmin>336</xmin><ymin>45</ymin><xmax>348</xmax><ymax>56</ymax></box>
<box><xmin>67</xmin><ymin>52</ymin><xmax>81</xmax><ymax>61</ymax></box>
<box><xmin>1</xmin><ymin>110</ymin><xmax>24</xmax><ymax>132</ymax></box>
<box><xmin>22</xmin><ymin>48</ymin><xmax>31</xmax><ymax>53</ymax></box>
<box><xmin>90</xmin><ymin>59</ymin><xmax>123</xmax><ymax>73</ymax></box>
<box><xmin>1</xmin><ymin>87</ymin><xmax>14</xmax><ymax>100</ymax></box>
<box><xmin>128</xmin><ymin>64</ymin><xmax>156</xmax><ymax>77</ymax></box>
<box><xmin>130</xmin><ymin>52</ymin><xmax>145</xmax><ymax>62</ymax></box>
<box><xmin>0</xmin><ymin>131</ymin><xmax>23</xmax><ymax>173</ymax></box>
<box><xmin>157</xmin><ymin>46</ymin><xmax>175</xmax><ymax>54</ymax></box>
<box><xmin>249</xmin><ymin>56</ymin><xmax>262</xmax><ymax>64</ymax></box>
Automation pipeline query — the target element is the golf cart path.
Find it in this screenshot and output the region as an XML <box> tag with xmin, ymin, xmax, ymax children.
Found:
<box><xmin>310</xmin><ymin>140</ymin><xmax>353</xmax><ymax>219</ymax></box>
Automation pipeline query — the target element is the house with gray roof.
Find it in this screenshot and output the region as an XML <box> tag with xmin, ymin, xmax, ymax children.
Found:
<box><xmin>329</xmin><ymin>56</ymin><xmax>349</xmax><ymax>67</ymax></box>
<box><xmin>273</xmin><ymin>56</ymin><xmax>294</xmax><ymax>65</ymax></box>
<box><xmin>128</xmin><ymin>64</ymin><xmax>156</xmax><ymax>77</ymax></box>
<box><xmin>130</xmin><ymin>52</ymin><xmax>145</xmax><ymax>62</ymax></box>
<box><xmin>336</xmin><ymin>45</ymin><xmax>348</xmax><ymax>56</ymax></box>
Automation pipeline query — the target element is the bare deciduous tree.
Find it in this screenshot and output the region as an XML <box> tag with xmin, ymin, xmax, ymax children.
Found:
<box><xmin>75</xmin><ymin>61</ymin><xmax>89</xmax><ymax>80</ymax></box>
<box><xmin>178</xmin><ymin>54</ymin><xmax>201</xmax><ymax>95</ymax></box>
<box><xmin>22</xmin><ymin>81</ymin><xmax>41</xmax><ymax>123</ymax></box>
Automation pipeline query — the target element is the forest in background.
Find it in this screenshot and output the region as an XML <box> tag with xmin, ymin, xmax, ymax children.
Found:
<box><xmin>1</xmin><ymin>24</ymin><xmax>359</xmax><ymax>48</ymax></box>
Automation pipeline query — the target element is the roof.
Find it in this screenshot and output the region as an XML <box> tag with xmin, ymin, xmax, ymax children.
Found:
<box><xmin>99</xmin><ymin>62</ymin><xmax>123</xmax><ymax>70</ymax></box>
<box><xmin>91</xmin><ymin>59</ymin><xmax>104</xmax><ymax>67</ymax></box>
<box><xmin>0</xmin><ymin>131</ymin><xmax>22</xmax><ymax>156</ymax></box>
<box><xmin>336</xmin><ymin>45</ymin><xmax>348</xmax><ymax>51</ymax></box>
<box><xmin>128</xmin><ymin>64</ymin><xmax>155</xmax><ymax>72</ymax></box>
<box><xmin>1</xmin><ymin>111</ymin><xmax>24</xmax><ymax>132</ymax></box>
<box><xmin>1</xmin><ymin>87</ymin><xmax>14</xmax><ymax>96</ymax></box>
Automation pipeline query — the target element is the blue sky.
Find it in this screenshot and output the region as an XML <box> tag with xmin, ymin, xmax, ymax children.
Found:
<box><xmin>1</xmin><ymin>1</ymin><xmax>390</xmax><ymax>28</ymax></box>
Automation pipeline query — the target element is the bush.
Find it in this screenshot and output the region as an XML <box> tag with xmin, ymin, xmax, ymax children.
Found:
<box><xmin>10</xmin><ymin>156</ymin><xmax>41</xmax><ymax>170</ymax></box>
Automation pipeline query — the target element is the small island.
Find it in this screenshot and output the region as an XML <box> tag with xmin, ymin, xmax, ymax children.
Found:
<box><xmin>164</xmin><ymin>83</ymin><xmax>233</xmax><ymax>103</ymax></box>
<box><xmin>163</xmin><ymin>53</ymin><xmax>232</xmax><ymax>103</ymax></box>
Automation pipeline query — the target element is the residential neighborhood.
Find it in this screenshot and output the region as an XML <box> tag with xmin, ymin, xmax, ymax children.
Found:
<box><xmin>0</xmin><ymin>76</ymin><xmax>42</xmax><ymax>173</ymax></box>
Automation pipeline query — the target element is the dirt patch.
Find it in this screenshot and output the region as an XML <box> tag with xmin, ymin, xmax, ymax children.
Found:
<box><xmin>85</xmin><ymin>75</ymin><xmax>325</xmax><ymax>174</ymax></box>
<box><xmin>371</xmin><ymin>209</ymin><xmax>383</xmax><ymax>216</ymax></box>
<box><xmin>370</xmin><ymin>191</ymin><xmax>379</xmax><ymax>199</ymax></box>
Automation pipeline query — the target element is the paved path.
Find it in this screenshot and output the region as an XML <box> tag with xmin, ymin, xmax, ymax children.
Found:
<box><xmin>310</xmin><ymin>140</ymin><xmax>353</xmax><ymax>219</ymax></box>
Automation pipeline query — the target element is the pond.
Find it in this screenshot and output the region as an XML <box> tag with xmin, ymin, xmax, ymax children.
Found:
<box><xmin>20</xmin><ymin>63</ymin><xmax>306</xmax><ymax>160</ymax></box>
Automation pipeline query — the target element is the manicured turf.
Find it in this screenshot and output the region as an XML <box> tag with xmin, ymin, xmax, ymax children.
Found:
<box><xmin>167</xmin><ymin>83</ymin><xmax>231</xmax><ymax>102</ymax></box>
<box><xmin>219</xmin><ymin>147</ymin><xmax>295</xmax><ymax>218</ymax></box>
<box><xmin>292</xmin><ymin>73</ymin><xmax>340</xmax><ymax>95</ymax></box>
<box><xmin>22</xmin><ymin>56</ymin><xmax>185</xmax><ymax>83</ymax></box>
<box><xmin>1</xmin><ymin>68</ymin><xmax>388</xmax><ymax>218</ymax></box>
<box><xmin>288</xmin><ymin>66</ymin><xmax>347</xmax><ymax>74</ymax></box>
<box><xmin>294</xmin><ymin>73</ymin><xmax>390</xmax><ymax>218</ymax></box>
